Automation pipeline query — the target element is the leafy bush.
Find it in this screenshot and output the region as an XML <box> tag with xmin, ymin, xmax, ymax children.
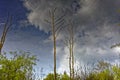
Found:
<box><xmin>0</xmin><ymin>51</ymin><xmax>37</xmax><ymax>80</ymax></box>
<box><xmin>86</xmin><ymin>70</ymin><xmax>113</xmax><ymax>80</ymax></box>
<box><xmin>112</xmin><ymin>66</ymin><xmax>120</xmax><ymax>80</ymax></box>
<box><xmin>43</xmin><ymin>61</ymin><xmax>120</xmax><ymax>80</ymax></box>
<box><xmin>86</xmin><ymin>61</ymin><xmax>120</xmax><ymax>80</ymax></box>
<box><xmin>43</xmin><ymin>72</ymin><xmax>69</xmax><ymax>80</ymax></box>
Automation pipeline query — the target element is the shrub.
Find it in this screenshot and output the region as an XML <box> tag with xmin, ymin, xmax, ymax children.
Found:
<box><xmin>0</xmin><ymin>51</ymin><xmax>37</xmax><ymax>80</ymax></box>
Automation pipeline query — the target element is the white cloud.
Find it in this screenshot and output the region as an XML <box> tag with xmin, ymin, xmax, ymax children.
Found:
<box><xmin>22</xmin><ymin>0</ymin><xmax>120</xmax><ymax>73</ymax></box>
<box><xmin>79</xmin><ymin>0</ymin><xmax>98</xmax><ymax>15</ymax></box>
<box><xmin>58</xmin><ymin>46</ymin><xmax>80</xmax><ymax>74</ymax></box>
<box><xmin>58</xmin><ymin>53</ymin><xmax>69</xmax><ymax>73</ymax></box>
<box><xmin>112</xmin><ymin>47</ymin><xmax>120</xmax><ymax>55</ymax></box>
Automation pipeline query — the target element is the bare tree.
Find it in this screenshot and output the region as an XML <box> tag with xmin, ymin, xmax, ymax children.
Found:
<box><xmin>45</xmin><ymin>8</ymin><xmax>65</xmax><ymax>80</ymax></box>
<box><xmin>0</xmin><ymin>15</ymin><xmax>12</xmax><ymax>54</ymax></box>
<box><xmin>64</xmin><ymin>21</ymin><xmax>75</xmax><ymax>80</ymax></box>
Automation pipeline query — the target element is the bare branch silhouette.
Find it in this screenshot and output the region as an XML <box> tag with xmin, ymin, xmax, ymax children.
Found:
<box><xmin>45</xmin><ymin>8</ymin><xmax>65</xmax><ymax>80</ymax></box>
<box><xmin>0</xmin><ymin>15</ymin><xmax>12</xmax><ymax>54</ymax></box>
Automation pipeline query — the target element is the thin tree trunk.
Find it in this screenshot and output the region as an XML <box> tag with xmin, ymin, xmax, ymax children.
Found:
<box><xmin>45</xmin><ymin>8</ymin><xmax>65</xmax><ymax>80</ymax></box>
<box><xmin>71</xmin><ymin>27</ymin><xmax>74</xmax><ymax>80</ymax></box>
<box><xmin>67</xmin><ymin>22</ymin><xmax>75</xmax><ymax>80</ymax></box>
<box><xmin>0</xmin><ymin>15</ymin><xmax>12</xmax><ymax>55</ymax></box>
<box><xmin>0</xmin><ymin>48</ymin><xmax>1</xmax><ymax>55</ymax></box>
<box><xmin>54</xmin><ymin>36</ymin><xmax>57</xmax><ymax>80</ymax></box>
<box><xmin>51</xmin><ymin>11</ymin><xmax>57</xmax><ymax>80</ymax></box>
<box><xmin>69</xmin><ymin>46</ymin><xmax>72</xmax><ymax>80</ymax></box>
<box><xmin>71</xmin><ymin>45</ymin><xmax>74</xmax><ymax>80</ymax></box>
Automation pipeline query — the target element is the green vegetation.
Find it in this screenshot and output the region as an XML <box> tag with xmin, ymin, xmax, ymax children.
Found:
<box><xmin>1</xmin><ymin>53</ymin><xmax>120</xmax><ymax>80</ymax></box>
<box><xmin>0</xmin><ymin>51</ymin><xmax>36</xmax><ymax>80</ymax></box>
<box><xmin>43</xmin><ymin>71</ymin><xmax>69</xmax><ymax>80</ymax></box>
<box><xmin>0</xmin><ymin>9</ymin><xmax>120</xmax><ymax>80</ymax></box>
<box><xmin>81</xmin><ymin>61</ymin><xmax>120</xmax><ymax>80</ymax></box>
<box><xmin>86</xmin><ymin>69</ymin><xmax>114</xmax><ymax>80</ymax></box>
<box><xmin>44</xmin><ymin>61</ymin><xmax>120</xmax><ymax>80</ymax></box>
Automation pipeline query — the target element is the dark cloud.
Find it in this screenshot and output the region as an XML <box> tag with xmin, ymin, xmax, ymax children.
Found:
<box><xmin>22</xmin><ymin>0</ymin><xmax>120</xmax><ymax>71</ymax></box>
<box><xmin>22</xmin><ymin>0</ymin><xmax>81</xmax><ymax>31</ymax></box>
<box><xmin>23</xmin><ymin>0</ymin><xmax>120</xmax><ymax>32</ymax></box>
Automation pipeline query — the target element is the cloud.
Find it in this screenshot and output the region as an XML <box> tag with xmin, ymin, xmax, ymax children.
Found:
<box><xmin>23</xmin><ymin>0</ymin><xmax>120</xmax><ymax>28</ymax></box>
<box><xmin>112</xmin><ymin>47</ymin><xmax>120</xmax><ymax>55</ymax></box>
<box><xmin>22</xmin><ymin>0</ymin><xmax>120</xmax><ymax>73</ymax></box>
<box><xmin>22</xmin><ymin>0</ymin><xmax>81</xmax><ymax>32</ymax></box>
<box><xmin>22</xmin><ymin>0</ymin><xmax>120</xmax><ymax>37</ymax></box>
<box><xmin>58</xmin><ymin>46</ymin><xmax>80</xmax><ymax>74</ymax></box>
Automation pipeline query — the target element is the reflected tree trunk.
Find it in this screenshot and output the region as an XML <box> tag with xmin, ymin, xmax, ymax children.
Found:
<box><xmin>64</xmin><ymin>21</ymin><xmax>75</xmax><ymax>80</ymax></box>
<box><xmin>0</xmin><ymin>15</ymin><xmax>12</xmax><ymax>55</ymax></box>
<box><xmin>45</xmin><ymin>8</ymin><xmax>65</xmax><ymax>80</ymax></box>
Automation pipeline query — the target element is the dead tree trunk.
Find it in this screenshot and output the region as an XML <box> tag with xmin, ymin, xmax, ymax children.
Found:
<box><xmin>51</xmin><ymin>10</ymin><xmax>57</xmax><ymax>80</ymax></box>
<box><xmin>64</xmin><ymin>21</ymin><xmax>75</xmax><ymax>80</ymax></box>
<box><xmin>69</xmin><ymin>44</ymin><xmax>72</xmax><ymax>80</ymax></box>
<box><xmin>0</xmin><ymin>15</ymin><xmax>12</xmax><ymax>54</ymax></box>
<box><xmin>71</xmin><ymin>24</ymin><xmax>74</xmax><ymax>80</ymax></box>
<box><xmin>45</xmin><ymin>8</ymin><xmax>65</xmax><ymax>80</ymax></box>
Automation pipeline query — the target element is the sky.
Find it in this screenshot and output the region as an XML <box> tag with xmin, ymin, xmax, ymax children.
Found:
<box><xmin>0</xmin><ymin>0</ymin><xmax>120</xmax><ymax>76</ymax></box>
